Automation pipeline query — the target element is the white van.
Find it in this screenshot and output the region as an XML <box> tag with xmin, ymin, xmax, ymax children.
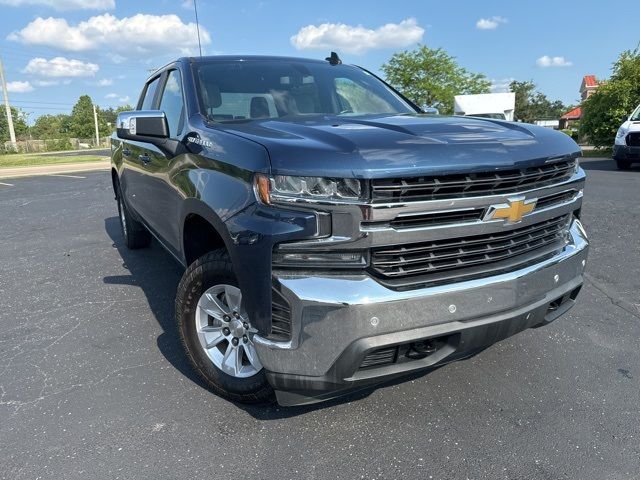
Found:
<box><xmin>614</xmin><ymin>104</ymin><xmax>640</xmax><ymax>169</ymax></box>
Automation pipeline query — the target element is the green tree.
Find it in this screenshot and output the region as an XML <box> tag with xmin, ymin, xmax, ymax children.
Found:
<box><xmin>32</xmin><ymin>113</ymin><xmax>72</xmax><ymax>139</ymax></box>
<box><xmin>581</xmin><ymin>48</ymin><xmax>640</xmax><ymax>147</ymax></box>
<box><xmin>381</xmin><ymin>45</ymin><xmax>491</xmax><ymax>115</ymax></box>
<box><xmin>509</xmin><ymin>80</ymin><xmax>566</xmax><ymax>123</ymax></box>
<box><xmin>100</xmin><ymin>104</ymin><xmax>134</xmax><ymax>129</ymax></box>
<box><xmin>0</xmin><ymin>106</ymin><xmax>29</xmax><ymax>141</ymax></box>
<box><xmin>70</xmin><ymin>95</ymin><xmax>109</xmax><ymax>138</ymax></box>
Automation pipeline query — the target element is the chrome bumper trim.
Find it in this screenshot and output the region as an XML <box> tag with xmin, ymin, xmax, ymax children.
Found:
<box><xmin>255</xmin><ymin>219</ymin><xmax>589</xmax><ymax>377</ymax></box>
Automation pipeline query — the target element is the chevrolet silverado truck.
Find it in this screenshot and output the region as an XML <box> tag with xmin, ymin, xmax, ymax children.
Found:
<box><xmin>111</xmin><ymin>54</ymin><xmax>588</xmax><ymax>406</ymax></box>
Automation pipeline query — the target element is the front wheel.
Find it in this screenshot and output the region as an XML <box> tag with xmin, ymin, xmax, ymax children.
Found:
<box><xmin>176</xmin><ymin>250</ymin><xmax>273</xmax><ymax>404</ymax></box>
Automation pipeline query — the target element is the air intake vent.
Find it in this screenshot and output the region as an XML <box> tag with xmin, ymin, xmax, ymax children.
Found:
<box><xmin>371</xmin><ymin>215</ymin><xmax>571</xmax><ymax>286</ymax></box>
<box><xmin>270</xmin><ymin>286</ymin><xmax>291</xmax><ymax>341</ymax></box>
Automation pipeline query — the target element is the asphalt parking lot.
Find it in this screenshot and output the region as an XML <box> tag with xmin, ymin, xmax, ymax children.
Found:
<box><xmin>0</xmin><ymin>158</ymin><xmax>639</xmax><ymax>480</ymax></box>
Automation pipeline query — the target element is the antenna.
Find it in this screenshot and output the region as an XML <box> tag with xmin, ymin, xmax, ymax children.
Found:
<box><xmin>193</xmin><ymin>0</ymin><xmax>203</xmax><ymax>58</ymax></box>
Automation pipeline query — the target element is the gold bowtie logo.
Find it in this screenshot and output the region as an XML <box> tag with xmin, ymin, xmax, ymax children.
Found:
<box><xmin>491</xmin><ymin>197</ymin><xmax>537</xmax><ymax>223</ymax></box>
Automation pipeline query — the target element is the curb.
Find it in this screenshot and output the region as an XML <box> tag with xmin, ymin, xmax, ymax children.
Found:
<box><xmin>0</xmin><ymin>160</ymin><xmax>110</xmax><ymax>180</ymax></box>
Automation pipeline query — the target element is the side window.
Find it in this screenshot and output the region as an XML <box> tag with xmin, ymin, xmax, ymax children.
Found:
<box><xmin>140</xmin><ymin>76</ymin><xmax>160</xmax><ymax>110</ymax></box>
<box><xmin>159</xmin><ymin>70</ymin><xmax>185</xmax><ymax>138</ymax></box>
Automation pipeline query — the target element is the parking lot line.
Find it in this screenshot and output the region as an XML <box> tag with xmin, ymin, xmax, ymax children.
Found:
<box><xmin>0</xmin><ymin>181</ymin><xmax>14</xmax><ymax>186</ymax></box>
<box><xmin>50</xmin><ymin>174</ymin><xmax>86</xmax><ymax>179</ymax></box>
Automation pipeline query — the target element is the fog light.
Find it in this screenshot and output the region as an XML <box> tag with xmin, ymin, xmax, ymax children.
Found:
<box><xmin>272</xmin><ymin>250</ymin><xmax>368</xmax><ymax>268</ymax></box>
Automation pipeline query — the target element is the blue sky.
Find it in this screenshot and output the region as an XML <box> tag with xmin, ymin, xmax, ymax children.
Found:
<box><xmin>1</xmin><ymin>0</ymin><xmax>638</xmax><ymax>121</ymax></box>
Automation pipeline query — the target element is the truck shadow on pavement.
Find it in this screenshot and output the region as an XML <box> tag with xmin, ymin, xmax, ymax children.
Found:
<box><xmin>102</xmin><ymin>215</ymin><xmax>422</xmax><ymax>419</ymax></box>
<box><xmin>580</xmin><ymin>158</ymin><xmax>640</xmax><ymax>172</ymax></box>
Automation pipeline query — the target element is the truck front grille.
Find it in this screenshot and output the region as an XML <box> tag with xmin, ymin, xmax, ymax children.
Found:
<box><xmin>626</xmin><ymin>132</ymin><xmax>640</xmax><ymax>147</ymax></box>
<box><xmin>371</xmin><ymin>215</ymin><xmax>570</xmax><ymax>283</ymax></box>
<box><xmin>371</xmin><ymin>158</ymin><xmax>576</xmax><ymax>202</ymax></box>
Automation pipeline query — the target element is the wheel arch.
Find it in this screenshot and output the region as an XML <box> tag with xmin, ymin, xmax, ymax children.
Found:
<box><xmin>111</xmin><ymin>168</ymin><xmax>119</xmax><ymax>198</ymax></box>
<box><xmin>180</xmin><ymin>198</ymin><xmax>233</xmax><ymax>267</ymax></box>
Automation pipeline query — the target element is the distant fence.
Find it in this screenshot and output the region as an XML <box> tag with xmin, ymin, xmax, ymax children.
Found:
<box><xmin>2</xmin><ymin>136</ymin><xmax>110</xmax><ymax>154</ymax></box>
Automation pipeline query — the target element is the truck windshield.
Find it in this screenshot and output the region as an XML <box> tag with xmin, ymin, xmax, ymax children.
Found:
<box><xmin>194</xmin><ymin>60</ymin><xmax>415</xmax><ymax>122</ymax></box>
<box><xmin>630</xmin><ymin>105</ymin><xmax>640</xmax><ymax>121</ymax></box>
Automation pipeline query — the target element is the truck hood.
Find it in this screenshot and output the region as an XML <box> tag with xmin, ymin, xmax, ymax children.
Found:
<box><xmin>215</xmin><ymin>114</ymin><xmax>581</xmax><ymax>178</ymax></box>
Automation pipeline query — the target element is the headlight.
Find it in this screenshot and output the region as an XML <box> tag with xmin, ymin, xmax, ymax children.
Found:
<box><xmin>255</xmin><ymin>174</ymin><xmax>363</xmax><ymax>204</ymax></box>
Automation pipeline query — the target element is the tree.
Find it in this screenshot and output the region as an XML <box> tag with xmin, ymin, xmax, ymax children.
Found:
<box><xmin>31</xmin><ymin>113</ymin><xmax>72</xmax><ymax>139</ymax></box>
<box><xmin>100</xmin><ymin>104</ymin><xmax>134</xmax><ymax>129</ymax></box>
<box><xmin>381</xmin><ymin>45</ymin><xmax>491</xmax><ymax>115</ymax></box>
<box><xmin>581</xmin><ymin>48</ymin><xmax>640</xmax><ymax>147</ymax></box>
<box><xmin>509</xmin><ymin>80</ymin><xmax>566</xmax><ymax>123</ymax></box>
<box><xmin>70</xmin><ymin>95</ymin><xmax>109</xmax><ymax>138</ymax></box>
<box><xmin>0</xmin><ymin>106</ymin><xmax>29</xmax><ymax>141</ymax></box>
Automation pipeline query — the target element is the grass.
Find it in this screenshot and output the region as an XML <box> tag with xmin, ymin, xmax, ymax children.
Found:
<box><xmin>0</xmin><ymin>153</ymin><xmax>108</xmax><ymax>169</ymax></box>
<box><xmin>581</xmin><ymin>148</ymin><xmax>613</xmax><ymax>158</ymax></box>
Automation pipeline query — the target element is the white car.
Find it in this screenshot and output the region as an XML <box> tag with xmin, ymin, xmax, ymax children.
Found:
<box><xmin>614</xmin><ymin>104</ymin><xmax>640</xmax><ymax>169</ymax></box>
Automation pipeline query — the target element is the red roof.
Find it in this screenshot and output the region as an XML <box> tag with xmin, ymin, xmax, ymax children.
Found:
<box><xmin>561</xmin><ymin>106</ymin><xmax>582</xmax><ymax>120</ymax></box>
<box><xmin>583</xmin><ymin>75</ymin><xmax>597</xmax><ymax>87</ymax></box>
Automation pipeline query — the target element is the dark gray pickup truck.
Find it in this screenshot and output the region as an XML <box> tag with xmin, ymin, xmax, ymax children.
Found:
<box><xmin>111</xmin><ymin>54</ymin><xmax>588</xmax><ymax>406</ymax></box>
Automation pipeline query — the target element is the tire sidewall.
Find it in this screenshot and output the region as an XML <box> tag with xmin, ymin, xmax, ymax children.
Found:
<box><xmin>177</xmin><ymin>253</ymin><xmax>271</xmax><ymax>401</ymax></box>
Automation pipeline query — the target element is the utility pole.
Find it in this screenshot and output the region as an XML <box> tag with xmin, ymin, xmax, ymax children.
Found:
<box><xmin>0</xmin><ymin>54</ymin><xmax>17</xmax><ymax>151</ymax></box>
<box><xmin>92</xmin><ymin>103</ymin><xmax>100</xmax><ymax>147</ymax></box>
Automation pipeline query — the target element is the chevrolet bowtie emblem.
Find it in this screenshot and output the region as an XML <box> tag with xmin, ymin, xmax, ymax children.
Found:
<box><xmin>487</xmin><ymin>197</ymin><xmax>537</xmax><ymax>223</ymax></box>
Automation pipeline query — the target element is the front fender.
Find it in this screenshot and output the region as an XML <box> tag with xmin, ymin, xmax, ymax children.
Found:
<box><xmin>179</xmin><ymin>194</ymin><xmax>318</xmax><ymax>335</ymax></box>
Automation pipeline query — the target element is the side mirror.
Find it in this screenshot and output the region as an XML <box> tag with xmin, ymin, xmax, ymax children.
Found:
<box><xmin>116</xmin><ymin>110</ymin><xmax>169</xmax><ymax>142</ymax></box>
<box><xmin>422</xmin><ymin>105</ymin><xmax>439</xmax><ymax>115</ymax></box>
<box><xmin>622</xmin><ymin>114</ymin><xmax>630</xmax><ymax>124</ymax></box>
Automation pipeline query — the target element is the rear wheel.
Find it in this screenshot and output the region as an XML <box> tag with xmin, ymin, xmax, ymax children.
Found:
<box><xmin>176</xmin><ymin>250</ymin><xmax>273</xmax><ymax>404</ymax></box>
<box><xmin>116</xmin><ymin>182</ymin><xmax>151</xmax><ymax>249</ymax></box>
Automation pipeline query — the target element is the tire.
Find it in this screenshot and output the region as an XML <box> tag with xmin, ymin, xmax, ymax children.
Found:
<box><xmin>615</xmin><ymin>159</ymin><xmax>632</xmax><ymax>170</ymax></box>
<box><xmin>176</xmin><ymin>250</ymin><xmax>274</xmax><ymax>404</ymax></box>
<box><xmin>116</xmin><ymin>182</ymin><xmax>151</xmax><ymax>249</ymax></box>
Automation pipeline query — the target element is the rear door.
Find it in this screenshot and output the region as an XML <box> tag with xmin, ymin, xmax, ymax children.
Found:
<box><xmin>120</xmin><ymin>74</ymin><xmax>162</xmax><ymax>217</ymax></box>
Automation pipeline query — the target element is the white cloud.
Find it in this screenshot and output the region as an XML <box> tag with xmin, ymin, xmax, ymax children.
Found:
<box><xmin>106</xmin><ymin>93</ymin><xmax>130</xmax><ymax>103</ymax></box>
<box><xmin>94</xmin><ymin>78</ymin><xmax>113</xmax><ymax>86</ymax></box>
<box><xmin>476</xmin><ymin>16</ymin><xmax>508</xmax><ymax>30</ymax></box>
<box><xmin>291</xmin><ymin>18</ymin><xmax>424</xmax><ymax>54</ymax></box>
<box><xmin>33</xmin><ymin>79</ymin><xmax>59</xmax><ymax>86</ymax></box>
<box><xmin>23</xmin><ymin>57</ymin><xmax>99</xmax><ymax>77</ymax></box>
<box><xmin>181</xmin><ymin>0</ymin><xmax>193</xmax><ymax>7</ymax></box>
<box><xmin>6</xmin><ymin>80</ymin><xmax>34</xmax><ymax>93</ymax></box>
<box><xmin>536</xmin><ymin>55</ymin><xmax>572</xmax><ymax>67</ymax></box>
<box><xmin>490</xmin><ymin>77</ymin><xmax>515</xmax><ymax>93</ymax></box>
<box><xmin>8</xmin><ymin>13</ymin><xmax>212</xmax><ymax>59</ymax></box>
<box><xmin>0</xmin><ymin>0</ymin><xmax>114</xmax><ymax>9</ymax></box>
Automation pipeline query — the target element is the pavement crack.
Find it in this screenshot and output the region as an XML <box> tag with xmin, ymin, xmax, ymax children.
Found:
<box><xmin>584</xmin><ymin>273</ymin><xmax>640</xmax><ymax>320</ymax></box>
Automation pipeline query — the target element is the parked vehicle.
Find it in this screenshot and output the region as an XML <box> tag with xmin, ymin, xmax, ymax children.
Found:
<box><xmin>454</xmin><ymin>92</ymin><xmax>516</xmax><ymax>121</ymax></box>
<box><xmin>111</xmin><ymin>55</ymin><xmax>588</xmax><ymax>406</ymax></box>
<box><xmin>613</xmin><ymin>104</ymin><xmax>640</xmax><ymax>169</ymax></box>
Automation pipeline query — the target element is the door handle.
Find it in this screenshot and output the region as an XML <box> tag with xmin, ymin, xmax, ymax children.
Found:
<box><xmin>122</xmin><ymin>148</ymin><xmax>132</xmax><ymax>157</ymax></box>
<box><xmin>138</xmin><ymin>154</ymin><xmax>151</xmax><ymax>164</ymax></box>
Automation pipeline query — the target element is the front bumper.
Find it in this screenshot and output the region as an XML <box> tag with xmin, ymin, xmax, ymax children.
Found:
<box><xmin>613</xmin><ymin>144</ymin><xmax>640</xmax><ymax>162</ymax></box>
<box><xmin>254</xmin><ymin>219</ymin><xmax>589</xmax><ymax>406</ymax></box>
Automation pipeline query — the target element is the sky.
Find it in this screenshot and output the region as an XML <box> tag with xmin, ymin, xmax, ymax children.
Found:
<box><xmin>0</xmin><ymin>0</ymin><xmax>638</xmax><ymax>122</ymax></box>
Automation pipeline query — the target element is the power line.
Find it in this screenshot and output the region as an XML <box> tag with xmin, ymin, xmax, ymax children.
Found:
<box><xmin>10</xmin><ymin>100</ymin><xmax>76</xmax><ymax>106</ymax></box>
